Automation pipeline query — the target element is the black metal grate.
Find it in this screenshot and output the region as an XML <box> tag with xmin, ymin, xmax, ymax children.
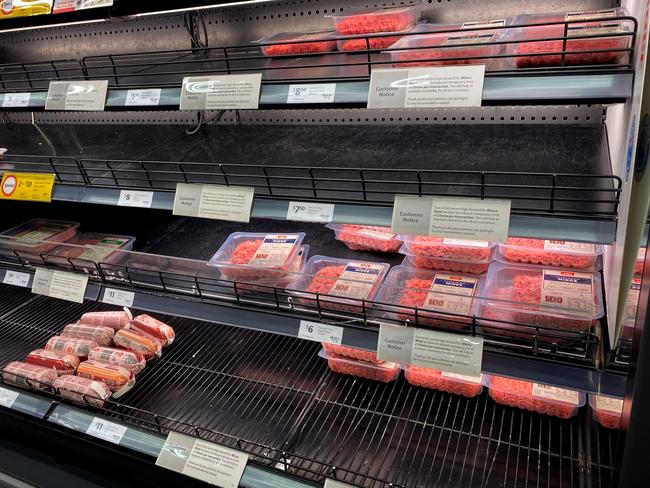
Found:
<box><xmin>0</xmin><ymin>16</ymin><xmax>637</xmax><ymax>93</ymax></box>
<box><xmin>1</xmin><ymin>154</ymin><xmax>622</xmax><ymax>219</ymax></box>
<box><xmin>0</xmin><ymin>291</ymin><xmax>620</xmax><ymax>488</ymax></box>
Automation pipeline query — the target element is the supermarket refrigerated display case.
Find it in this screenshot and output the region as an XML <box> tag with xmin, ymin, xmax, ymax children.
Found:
<box><xmin>0</xmin><ymin>0</ymin><xmax>649</xmax><ymax>487</ymax></box>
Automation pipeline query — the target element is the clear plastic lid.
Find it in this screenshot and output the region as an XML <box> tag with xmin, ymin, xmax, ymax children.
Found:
<box><xmin>485</xmin><ymin>375</ymin><xmax>586</xmax><ymax>408</ymax></box>
<box><xmin>329</xmin><ymin>4</ymin><xmax>422</xmax><ymax>35</ymax></box>
<box><xmin>483</xmin><ymin>262</ymin><xmax>604</xmax><ymax>321</ymax></box>
<box><xmin>399</xmin><ymin>236</ymin><xmax>495</xmax><ymax>262</ymax></box>
<box><xmin>588</xmin><ymin>394</ymin><xmax>623</xmax><ymax>414</ymax></box>
<box><xmin>326</xmin><ymin>224</ymin><xmax>402</xmax><ymax>253</ymax></box>
<box><xmin>400</xmin><ymin>254</ymin><xmax>490</xmax><ymax>275</ymax></box>
<box><xmin>255</xmin><ymin>30</ymin><xmax>338</xmax><ymax>44</ymax></box>
<box><xmin>318</xmin><ymin>348</ymin><xmax>400</xmax><ymax>382</ymax></box>
<box><xmin>497</xmin><ymin>238</ymin><xmax>602</xmax><ymax>270</ymax></box>
<box><xmin>0</xmin><ymin>219</ymin><xmax>80</xmax><ymax>250</ymax></box>
<box><xmin>510</xmin><ymin>8</ymin><xmax>630</xmax><ymax>29</ymax></box>
<box><xmin>402</xmin><ymin>365</ymin><xmax>484</xmax><ymax>385</ymax></box>
<box><xmin>50</xmin><ymin>232</ymin><xmax>136</xmax><ymax>260</ymax></box>
<box><xmin>289</xmin><ymin>255</ymin><xmax>390</xmax><ymax>304</ymax></box>
<box><xmin>208</xmin><ymin>232</ymin><xmax>305</xmax><ymax>270</ymax></box>
<box><xmin>375</xmin><ymin>265</ymin><xmax>485</xmax><ymax>325</ymax></box>
<box><xmin>254</xmin><ymin>30</ymin><xmax>338</xmax><ymax>56</ymax></box>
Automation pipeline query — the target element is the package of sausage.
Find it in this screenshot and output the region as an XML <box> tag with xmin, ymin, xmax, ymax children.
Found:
<box><xmin>2</xmin><ymin>361</ymin><xmax>58</xmax><ymax>392</ymax></box>
<box><xmin>79</xmin><ymin>308</ymin><xmax>133</xmax><ymax>330</ymax></box>
<box><xmin>45</xmin><ymin>336</ymin><xmax>99</xmax><ymax>358</ymax></box>
<box><xmin>61</xmin><ymin>323</ymin><xmax>115</xmax><ymax>347</ymax></box>
<box><xmin>77</xmin><ymin>360</ymin><xmax>135</xmax><ymax>398</ymax></box>
<box><xmin>88</xmin><ymin>347</ymin><xmax>146</xmax><ymax>375</ymax></box>
<box><xmin>131</xmin><ymin>314</ymin><xmax>175</xmax><ymax>346</ymax></box>
<box><xmin>53</xmin><ymin>375</ymin><xmax>111</xmax><ymax>408</ymax></box>
<box><xmin>114</xmin><ymin>329</ymin><xmax>162</xmax><ymax>360</ymax></box>
<box><xmin>25</xmin><ymin>348</ymin><xmax>80</xmax><ymax>375</ymax></box>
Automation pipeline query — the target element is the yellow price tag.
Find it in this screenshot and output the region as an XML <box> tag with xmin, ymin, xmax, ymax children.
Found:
<box><xmin>0</xmin><ymin>173</ymin><xmax>55</xmax><ymax>202</ymax></box>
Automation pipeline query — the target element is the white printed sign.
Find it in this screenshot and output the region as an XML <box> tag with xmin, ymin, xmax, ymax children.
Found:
<box><xmin>125</xmin><ymin>89</ymin><xmax>162</xmax><ymax>106</ymax></box>
<box><xmin>325</xmin><ymin>480</ymin><xmax>360</xmax><ymax>488</ymax></box>
<box><xmin>287</xmin><ymin>84</ymin><xmax>336</xmax><ymax>103</ymax></box>
<box><xmin>368</xmin><ymin>66</ymin><xmax>485</xmax><ymax>109</ymax></box>
<box><xmin>86</xmin><ymin>417</ymin><xmax>127</xmax><ymax>444</ymax></box>
<box><xmin>102</xmin><ymin>288</ymin><xmax>135</xmax><ymax>308</ymax></box>
<box><xmin>117</xmin><ymin>190</ymin><xmax>154</xmax><ymax>208</ymax></box>
<box><xmin>3</xmin><ymin>270</ymin><xmax>30</xmax><ymax>287</ymax></box>
<box><xmin>287</xmin><ymin>201</ymin><xmax>335</xmax><ymax>223</ymax></box>
<box><xmin>45</xmin><ymin>81</ymin><xmax>109</xmax><ymax>111</ymax></box>
<box><xmin>2</xmin><ymin>93</ymin><xmax>30</xmax><ymax>108</ymax></box>
<box><xmin>0</xmin><ymin>387</ymin><xmax>19</xmax><ymax>408</ymax></box>
<box><xmin>180</xmin><ymin>74</ymin><xmax>262</xmax><ymax>110</ymax></box>
<box><xmin>391</xmin><ymin>195</ymin><xmax>511</xmax><ymax>243</ymax></box>
<box><xmin>157</xmin><ymin>431</ymin><xmax>248</xmax><ymax>488</ymax></box>
<box><xmin>32</xmin><ymin>268</ymin><xmax>89</xmax><ymax>304</ymax></box>
<box><xmin>298</xmin><ymin>320</ymin><xmax>344</xmax><ymax>345</ymax></box>
<box><xmin>173</xmin><ymin>183</ymin><xmax>255</xmax><ymax>222</ymax></box>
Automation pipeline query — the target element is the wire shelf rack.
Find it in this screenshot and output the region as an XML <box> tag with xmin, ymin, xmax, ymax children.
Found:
<box><xmin>1</xmin><ymin>154</ymin><xmax>622</xmax><ymax>219</ymax></box>
<box><xmin>0</xmin><ymin>16</ymin><xmax>638</xmax><ymax>93</ymax></box>
<box><xmin>0</xmin><ymin>294</ymin><xmax>620</xmax><ymax>488</ymax></box>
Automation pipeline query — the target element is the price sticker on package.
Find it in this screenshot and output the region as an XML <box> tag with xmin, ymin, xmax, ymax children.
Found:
<box><xmin>287</xmin><ymin>201</ymin><xmax>334</xmax><ymax>223</ymax></box>
<box><xmin>298</xmin><ymin>320</ymin><xmax>344</xmax><ymax>344</ymax></box>
<box><xmin>0</xmin><ymin>387</ymin><xmax>19</xmax><ymax>408</ymax></box>
<box><xmin>32</xmin><ymin>268</ymin><xmax>89</xmax><ymax>304</ymax></box>
<box><xmin>0</xmin><ymin>172</ymin><xmax>55</xmax><ymax>202</ymax></box>
<box><xmin>45</xmin><ymin>80</ymin><xmax>109</xmax><ymax>111</ymax></box>
<box><xmin>86</xmin><ymin>417</ymin><xmax>127</xmax><ymax>445</ymax></box>
<box><xmin>102</xmin><ymin>288</ymin><xmax>135</xmax><ymax>308</ymax></box>
<box><xmin>157</xmin><ymin>431</ymin><xmax>249</xmax><ymax>488</ymax></box>
<box><xmin>3</xmin><ymin>270</ymin><xmax>30</xmax><ymax>288</ymax></box>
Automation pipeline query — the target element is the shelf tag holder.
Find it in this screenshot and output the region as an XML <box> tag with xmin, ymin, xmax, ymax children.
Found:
<box><xmin>180</xmin><ymin>74</ymin><xmax>262</xmax><ymax>110</ymax></box>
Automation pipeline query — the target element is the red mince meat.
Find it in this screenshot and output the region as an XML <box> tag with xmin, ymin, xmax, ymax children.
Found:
<box><xmin>326</xmin><ymin>353</ymin><xmax>400</xmax><ymax>383</ymax></box>
<box><xmin>405</xmin><ymin>367</ymin><xmax>483</xmax><ymax>397</ymax></box>
<box><xmin>306</xmin><ymin>265</ymin><xmax>352</xmax><ymax>310</ymax></box>
<box><xmin>410</xmin><ymin>237</ymin><xmax>492</xmax><ymax>261</ymax></box>
<box><xmin>488</xmin><ymin>376</ymin><xmax>580</xmax><ymax>419</ymax></box>
<box><xmin>407</xmin><ymin>255</ymin><xmax>490</xmax><ymax>274</ymax></box>
<box><xmin>500</xmin><ymin>238</ymin><xmax>598</xmax><ymax>269</ymax></box>
<box><xmin>340</xmin><ymin>36</ymin><xmax>403</xmax><ymax>51</ymax></box>
<box><xmin>333</xmin><ymin>225</ymin><xmax>402</xmax><ymax>253</ymax></box>
<box><xmin>263</xmin><ymin>40</ymin><xmax>337</xmax><ymax>56</ymax></box>
<box><xmin>335</xmin><ymin>11</ymin><xmax>417</xmax><ymax>35</ymax></box>
<box><xmin>590</xmin><ymin>395</ymin><xmax>623</xmax><ymax>429</ymax></box>
<box><xmin>226</xmin><ymin>239</ymin><xmax>293</xmax><ymax>282</ymax></box>
<box><xmin>398</xmin><ymin>278</ymin><xmax>471</xmax><ymax>329</ymax></box>
<box><xmin>322</xmin><ymin>343</ymin><xmax>381</xmax><ymax>363</ymax></box>
<box><xmin>593</xmin><ymin>408</ymin><xmax>622</xmax><ymax>430</ymax></box>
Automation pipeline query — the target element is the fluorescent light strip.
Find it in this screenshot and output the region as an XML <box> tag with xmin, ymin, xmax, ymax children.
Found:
<box><xmin>135</xmin><ymin>0</ymin><xmax>278</xmax><ymax>17</ymax></box>
<box><xmin>0</xmin><ymin>18</ymin><xmax>107</xmax><ymax>34</ymax></box>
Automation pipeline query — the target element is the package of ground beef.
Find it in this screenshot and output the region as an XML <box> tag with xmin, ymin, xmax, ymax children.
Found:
<box><xmin>326</xmin><ymin>224</ymin><xmax>402</xmax><ymax>253</ymax></box>
<box><xmin>319</xmin><ymin>348</ymin><xmax>400</xmax><ymax>383</ymax></box>
<box><xmin>497</xmin><ymin>238</ymin><xmax>602</xmax><ymax>270</ymax></box>
<box><xmin>48</xmin><ymin>232</ymin><xmax>136</xmax><ymax>275</ymax></box>
<box><xmin>322</xmin><ymin>343</ymin><xmax>381</xmax><ymax>363</ymax></box>
<box><xmin>289</xmin><ymin>255</ymin><xmax>389</xmax><ymax>313</ymax></box>
<box><xmin>390</xmin><ymin>20</ymin><xmax>508</xmax><ymax>69</ymax></box>
<box><xmin>479</xmin><ymin>263</ymin><xmax>603</xmax><ymax>334</ymax></box>
<box><xmin>589</xmin><ymin>394</ymin><xmax>623</xmax><ymax>429</ymax></box>
<box><xmin>329</xmin><ymin>5</ymin><xmax>421</xmax><ymax>35</ymax></box>
<box><xmin>399</xmin><ymin>236</ymin><xmax>494</xmax><ymax>274</ymax></box>
<box><xmin>256</xmin><ymin>31</ymin><xmax>337</xmax><ymax>56</ymax></box>
<box><xmin>337</xmin><ymin>25</ymin><xmax>417</xmax><ymax>52</ymax></box>
<box><xmin>208</xmin><ymin>232</ymin><xmax>305</xmax><ymax>287</ymax></box>
<box><xmin>504</xmin><ymin>8</ymin><xmax>633</xmax><ymax>68</ymax></box>
<box><xmin>404</xmin><ymin>366</ymin><xmax>483</xmax><ymax>397</ymax></box>
<box><xmin>375</xmin><ymin>266</ymin><xmax>485</xmax><ymax>329</ymax></box>
<box><xmin>0</xmin><ymin>219</ymin><xmax>80</xmax><ymax>257</ymax></box>
<box><xmin>487</xmin><ymin>375</ymin><xmax>585</xmax><ymax>419</ymax></box>
<box><xmin>635</xmin><ymin>247</ymin><xmax>645</xmax><ymax>274</ymax></box>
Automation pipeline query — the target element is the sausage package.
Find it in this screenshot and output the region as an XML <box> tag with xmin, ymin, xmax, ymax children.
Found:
<box><xmin>88</xmin><ymin>347</ymin><xmax>146</xmax><ymax>375</ymax></box>
<box><xmin>45</xmin><ymin>336</ymin><xmax>99</xmax><ymax>358</ymax></box>
<box><xmin>114</xmin><ymin>328</ymin><xmax>162</xmax><ymax>360</ymax></box>
<box><xmin>61</xmin><ymin>323</ymin><xmax>115</xmax><ymax>347</ymax></box>
<box><xmin>2</xmin><ymin>361</ymin><xmax>58</xmax><ymax>392</ymax></box>
<box><xmin>53</xmin><ymin>375</ymin><xmax>111</xmax><ymax>408</ymax></box>
<box><xmin>26</xmin><ymin>348</ymin><xmax>80</xmax><ymax>375</ymax></box>
<box><xmin>79</xmin><ymin>308</ymin><xmax>133</xmax><ymax>330</ymax></box>
<box><xmin>131</xmin><ymin>314</ymin><xmax>175</xmax><ymax>346</ymax></box>
<box><xmin>77</xmin><ymin>360</ymin><xmax>135</xmax><ymax>398</ymax></box>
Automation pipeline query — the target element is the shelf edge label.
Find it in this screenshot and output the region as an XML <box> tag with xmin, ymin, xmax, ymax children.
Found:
<box><xmin>391</xmin><ymin>195</ymin><xmax>511</xmax><ymax>243</ymax></box>
<box><xmin>0</xmin><ymin>387</ymin><xmax>19</xmax><ymax>408</ymax></box>
<box><xmin>3</xmin><ymin>270</ymin><xmax>30</xmax><ymax>287</ymax></box>
<box><xmin>180</xmin><ymin>74</ymin><xmax>262</xmax><ymax>110</ymax></box>
<box><xmin>287</xmin><ymin>83</ymin><xmax>336</xmax><ymax>103</ymax></box>
<box><xmin>86</xmin><ymin>417</ymin><xmax>127</xmax><ymax>444</ymax></box>
<box><xmin>2</xmin><ymin>93</ymin><xmax>31</xmax><ymax>108</ymax></box>
<box><xmin>0</xmin><ymin>172</ymin><xmax>55</xmax><ymax>202</ymax></box>
<box><xmin>46</xmin><ymin>81</ymin><xmax>109</xmax><ymax>111</ymax></box>
<box><xmin>173</xmin><ymin>183</ymin><xmax>254</xmax><ymax>222</ymax></box>
<box><xmin>325</xmin><ymin>480</ymin><xmax>360</xmax><ymax>488</ymax></box>
<box><xmin>368</xmin><ymin>66</ymin><xmax>485</xmax><ymax>109</ymax></box>
<box><xmin>32</xmin><ymin>268</ymin><xmax>89</xmax><ymax>304</ymax></box>
<box><xmin>102</xmin><ymin>288</ymin><xmax>135</xmax><ymax>308</ymax></box>
<box><xmin>125</xmin><ymin>88</ymin><xmax>162</xmax><ymax>106</ymax></box>
<box><xmin>298</xmin><ymin>320</ymin><xmax>344</xmax><ymax>344</ymax></box>
<box><xmin>287</xmin><ymin>201</ymin><xmax>335</xmax><ymax>223</ymax></box>
<box><xmin>156</xmin><ymin>431</ymin><xmax>248</xmax><ymax>488</ymax></box>
<box><xmin>117</xmin><ymin>190</ymin><xmax>154</xmax><ymax>208</ymax></box>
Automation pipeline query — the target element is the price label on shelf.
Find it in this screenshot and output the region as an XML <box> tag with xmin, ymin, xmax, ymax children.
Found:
<box><xmin>2</xmin><ymin>93</ymin><xmax>30</xmax><ymax>108</ymax></box>
<box><xmin>86</xmin><ymin>417</ymin><xmax>127</xmax><ymax>444</ymax></box>
<box><xmin>377</xmin><ymin>324</ymin><xmax>483</xmax><ymax>377</ymax></box>
<box><xmin>180</xmin><ymin>74</ymin><xmax>262</xmax><ymax>110</ymax></box>
<box><xmin>3</xmin><ymin>270</ymin><xmax>30</xmax><ymax>288</ymax></box>
<box><xmin>173</xmin><ymin>183</ymin><xmax>255</xmax><ymax>222</ymax></box>
<box><xmin>287</xmin><ymin>84</ymin><xmax>336</xmax><ymax>104</ymax></box>
<box><xmin>368</xmin><ymin>66</ymin><xmax>485</xmax><ymax>109</ymax></box>
<box><xmin>117</xmin><ymin>190</ymin><xmax>154</xmax><ymax>208</ymax></box>
<box><xmin>45</xmin><ymin>80</ymin><xmax>109</xmax><ymax>111</ymax></box>
<box><xmin>125</xmin><ymin>88</ymin><xmax>162</xmax><ymax>107</ymax></box>
<box><xmin>391</xmin><ymin>195</ymin><xmax>511</xmax><ymax>243</ymax></box>
<box><xmin>298</xmin><ymin>320</ymin><xmax>344</xmax><ymax>345</ymax></box>
<box><xmin>32</xmin><ymin>268</ymin><xmax>89</xmax><ymax>304</ymax></box>
<box><xmin>287</xmin><ymin>201</ymin><xmax>334</xmax><ymax>223</ymax></box>
<box><xmin>157</xmin><ymin>431</ymin><xmax>249</xmax><ymax>488</ymax></box>
<box><xmin>102</xmin><ymin>288</ymin><xmax>135</xmax><ymax>308</ymax></box>
<box><xmin>0</xmin><ymin>387</ymin><xmax>19</xmax><ymax>408</ymax></box>
<box><xmin>0</xmin><ymin>172</ymin><xmax>55</xmax><ymax>202</ymax></box>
